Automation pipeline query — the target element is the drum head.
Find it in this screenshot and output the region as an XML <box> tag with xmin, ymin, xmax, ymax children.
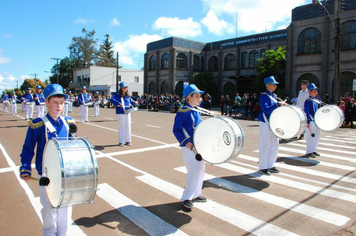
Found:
<box><xmin>43</xmin><ymin>139</ymin><xmax>62</xmax><ymax>208</ymax></box>
<box><xmin>194</xmin><ymin>117</ymin><xmax>243</xmax><ymax>164</ymax></box>
<box><xmin>315</xmin><ymin>105</ymin><xmax>344</xmax><ymax>131</ymax></box>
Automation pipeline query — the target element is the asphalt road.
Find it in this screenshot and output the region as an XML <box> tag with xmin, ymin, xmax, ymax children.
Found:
<box><xmin>0</xmin><ymin>105</ymin><xmax>355</xmax><ymax>236</ymax></box>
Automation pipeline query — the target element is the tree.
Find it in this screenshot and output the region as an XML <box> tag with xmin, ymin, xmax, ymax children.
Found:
<box><xmin>256</xmin><ymin>46</ymin><xmax>286</xmax><ymax>95</ymax></box>
<box><xmin>68</xmin><ymin>28</ymin><xmax>98</xmax><ymax>69</ymax></box>
<box><xmin>50</xmin><ymin>57</ymin><xmax>74</xmax><ymax>88</ymax></box>
<box><xmin>20</xmin><ymin>78</ymin><xmax>46</xmax><ymax>93</ymax></box>
<box><xmin>96</xmin><ymin>34</ymin><xmax>116</xmax><ymax>67</ymax></box>
<box><xmin>190</xmin><ymin>72</ymin><xmax>218</xmax><ymax>104</ymax></box>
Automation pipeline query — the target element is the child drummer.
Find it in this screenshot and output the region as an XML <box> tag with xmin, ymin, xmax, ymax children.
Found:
<box><xmin>304</xmin><ymin>83</ymin><xmax>321</xmax><ymax>158</ymax></box>
<box><xmin>19</xmin><ymin>84</ymin><xmax>76</xmax><ymax>235</ymax></box>
<box><xmin>173</xmin><ymin>84</ymin><xmax>207</xmax><ymax>209</ymax></box>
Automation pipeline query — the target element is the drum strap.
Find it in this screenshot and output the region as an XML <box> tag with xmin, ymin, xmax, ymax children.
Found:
<box><xmin>41</xmin><ymin>116</ymin><xmax>69</xmax><ymax>134</ymax></box>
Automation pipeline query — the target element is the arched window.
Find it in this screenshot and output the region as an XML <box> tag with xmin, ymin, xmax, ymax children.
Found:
<box><xmin>223</xmin><ymin>82</ymin><xmax>235</xmax><ymax>100</ymax></box>
<box><xmin>241</xmin><ymin>51</ymin><xmax>248</xmax><ymax>68</ymax></box>
<box><xmin>161</xmin><ymin>53</ymin><xmax>169</xmax><ymax>69</ymax></box>
<box><xmin>224</xmin><ymin>53</ymin><xmax>236</xmax><ymax>70</ymax></box>
<box><xmin>201</xmin><ymin>57</ymin><xmax>205</xmax><ymax>71</ymax></box>
<box><xmin>193</xmin><ymin>55</ymin><xmax>200</xmax><ymax>71</ymax></box>
<box><xmin>341</xmin><ymin>20</ymin><xmax>356</xmax><ymax>50</ymax></box>
<box><xmin>249</xmin><ymin>50</ymin><xmax>259</xmax><ymax>68</ymax></box>
<box><xmin>296</xmin><ymin>73</ymin><xmax>319</xmax><ymax>94</ymax></box>
<box><xmin>149</xmin><ymin>55</ymin><xmax>156</xmax><ymax>71</ymax></box>
<box><xmin>161</xmin><ymin>81</ymin><xmax>169</xmax><ymax>95</ymax></box>
<box><xmin>176</xmin><ymin>53</ymin><xmax>187</xmax><ymax>69</ymax></box>
<box><xmin>208</xmin><ymin>56</ymin><xmax>219</xmax><ymax>72</ymax></box>
<box><xmin>148</xmin><ymin>82</ymin><xmax>155</xmax><ymax>94</ymax></box>
<box><xmin>340</xmin><ymin>72</ymin><xmax>356</xmax><ymax>96</ymax></box>
<box><xmin>260</xmin><ymin>49</ymin><xmax>266</xmax><ymax>58</ymax></box>
<box><xmin>297</xmin><ymin>28</ymin><xmax>321</xmax><ymax>54</ymax></box>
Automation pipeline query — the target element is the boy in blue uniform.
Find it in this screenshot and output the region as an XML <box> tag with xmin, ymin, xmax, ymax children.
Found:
<box><xmin>24</xmin><ymin>87</ymin><xmax>35</xmax><ymax>120</ymax></box>
<box><xmin>34</xmin><ymin>85</ymin><xmax>46</xmax><ymax>118</ymax></box>
<box><xmin>258</xmin><ymin>76</ymin><xmax>284</xmax><ymax>175</ymax></box>
<box><xmin>172</xmin><ymin>84</ymin><xmax>207</xmax><ymax>209</ymax></box>
<box><xmin>1</xmin><ymin>91</ymin><xmax>9</xmax><ymax>111</ymax></box>
<box><xmin>19</xmin><ymin>84</ymin><xmax>76</xmax><ymax>236</ymax></box>
<box><xmin>304</xmin><ymin>83</ymin><xmax>321</xmax><ymax>158</ymax></box>
<box><xmin>78</xmin><ymin>86</ymin><xmax>91</xmax><ymax>122</ymax></box>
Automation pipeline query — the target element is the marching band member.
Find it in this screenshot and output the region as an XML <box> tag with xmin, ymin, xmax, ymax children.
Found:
<box><xmin>1</xmin><ymin>91</ymin><xmax>9</xmax><ymax>111</ymax></box>
<box><xmin>78</xmin><ymin>86</ymin><xmax>91</xmax><ymax>122</ymax></box>
<box><xmin>172</xmin><ymin>84</ymin><xmax>207</xmax><ymax>209</ymax></box>
<box><xmin>34</xmin><ymin>85</ymin><xmax>46</xmax><ymax>118</ymax></box>
<box><xmin>110</xmin><ymin>81</ymin><xmax>138</xmax><ymax>147</ymax></box>
<box><xmin>24</xmin><ymin>87</ymin><xmax>34</xmax><ymax>120</ymax></box>
<box><xmin>94</xmin><ymin>91</ymin><xmax>100</xmax><ymax>117</ymax></box>
<box><xmin>258</xmin><ymin>76</ymin><xmax>283</xmax><ymax>175</ymax></box>
<box><xmin>68</xmin><ymin>90</ymin><xmax>74</xmax><ymax>113</ymax></box>
<box><xmin>21</xmin><ymin>91</ymin><xmax>26</xmax><ymax>112</ymax></box>
<box><xmin>19</xmin><ymin>84</ymin><xmax>75</xmax><ymax>236</ymax></box>
<box><xmin>63</xmin><ymin>89</ymin><xmax>69</xmax><ymax>116</ymax></box>
<box><xmin>296</xmin><ymin>80</ymin><xmax>309</xmax><ymax>139</ymax></box>
<box><xmin>10</xmin><ymin>91</ymin><xmax>17</xmax><ymax>114</ymax></box>
<box><xmin>304</xmin><ymin>83</ymin><xmax>321</xmax><ymax>158</ymax></box>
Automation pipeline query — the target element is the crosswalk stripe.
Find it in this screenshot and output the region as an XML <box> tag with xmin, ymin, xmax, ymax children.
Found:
<box><xmin>97</xmin><ymin>183</ymin><xmax>188</xmax><ymax>236</ymax></box>
<box><xmin>174</xmin><ymin>166</ymin><xmax>350</xmax><ymax>226</ymax></box>
<box><xmin>287</xmin><ymin>143</ymin><xmax>356</xmax><ymax>155</ymax></box>
<box><xmin>321</xmin><ymin>137</ymin><xmax>356</xmax><ymax>145</ymax></box>
<box><xmin>297</xmin><ymin>140</ymin><xmax>356</xmax><ymax>150</ymax></box>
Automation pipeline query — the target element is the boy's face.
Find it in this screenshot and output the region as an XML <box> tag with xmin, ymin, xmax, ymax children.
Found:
<box><xmin>188</xmin><ymin>93</ymin><xmax>201</xmax><ymax>106</ymax></box>
<box><xmin>309</xmin><ymin>89</ymin><xmax>318</xmax><ymax>98</ymax></box>
<box><xmin>45</xmin><ymin>96</ymin><xmax>65</xmax><ymax>117</ymax></box>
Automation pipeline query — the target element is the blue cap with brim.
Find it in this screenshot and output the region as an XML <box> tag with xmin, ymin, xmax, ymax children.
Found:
<box><xmin>43</xmin><ymin>84</ymin><xmax>64</xmax><ymax>100</ymax></box>
<box><xmin>307</xmin><ymin>83</ymin><xmax>319</xmax><ymax>91</ymax></box>
<box><xmin>183</xmin><ymin>84</ymin><xmax>204</xmax><ymax>98</ymax></box>
<box><xmin>264</xmin><ymin>76</ymin><xmax>279</xmax><ymax>86</ymax></box>
<box><xmin>119</xmin><ymin>81</ymin><xmax>128</xmax><ymax>88</ymax></box>
<box><xmin>82</xmin><ymin>86</ymin><xmax>86</xmax><ymax>89</ymax></box>
<box><xmin>36</xmin><ymin>85</ymin><xmax>42</xmax><ymax>89</ymax></box>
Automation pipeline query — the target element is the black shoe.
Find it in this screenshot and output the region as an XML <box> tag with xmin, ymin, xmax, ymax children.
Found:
<box><xmin>118</xmin><ymin>143</ymin><xmax>124</xmax><ymax>147</ymax></box>
<box><xmin>313</xmin><ymin>152</ymin><xmax>320</xmax><ymax>156</ymax></box>
<box><xmin>125</xmin><ymin>142</ymin><xmax>132</xmax><ymax>146</ymax></box>
<box><xmin>298</xmin><ymin>134</ymin><xmax>304</xmax><ymax>140</ymax></box>
<box><xmin>305</xmin><ymin>153</ymin><xmax>315</xmax><ymax>158</ymax></box>
<box><xmin>259</xmin><ymin>169</ymin><xmax>271</xmax><ymax>175</ymax></box>
<box><xmin>193</xmin><ymin>196</ymin><xmax>207</xmax><ymax>202</ymax></box>
<box><xmin>182</xmin><ymin>200</ymin><xmax>193</xmax><ymax>209</ymax></box>
<box><xmin>269</xmin><ymin>167</ymin><xmax>280</xmax><ymax>173</ymax></box>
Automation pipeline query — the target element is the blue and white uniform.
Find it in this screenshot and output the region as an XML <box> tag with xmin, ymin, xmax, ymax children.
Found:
<box><xmin>24</xmin><ymin>90</ymin><xmax>34</xmax><ymax>120</ymax></box>
<box><xmin>34</xmin><ymin>91</ymin><xmax>46</xmax><ymax>118</ymax></box>
<box><xmin>78</xmin><ymin>87</ymin><xmax>91</xmax><ymax>122</ymax></box>
<box><xmin>304</xmin><ymin>95</ymin><xmax>321</xmax><ymax>154</ymax></box>
<box><xmin>1</xmin><ymin>93</ymin><xmax>9</xmax><ymax>111</ymax></box>
<box><xmin>10</xmin><ymin>93</ymin><xmax>17</xmax><ymax>114</ymax></box>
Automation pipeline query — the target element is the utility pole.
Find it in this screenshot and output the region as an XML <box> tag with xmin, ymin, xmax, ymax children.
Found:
<box><xmin>30</xmin><ymin>73</ymin><xmax>38</xmax><ymax>79</ymax></box>
<box><xmin>15</xmin><ymin>80</ymin><xmax>19</xmax><ymax>90</ymax></box>
<box><xmin>51</xmin><ymin>57</ymin><xmax>61</xmax><ymax>84</ymax></box>
<box><xmin>116</xmin><ymin>52</ymin><xmax>120</xmax><ymax>92</ymax></box>
<box><xmin>334</xmin><ymin>0</ymin><xmax>341</xmax><ymax>101</ymax></box>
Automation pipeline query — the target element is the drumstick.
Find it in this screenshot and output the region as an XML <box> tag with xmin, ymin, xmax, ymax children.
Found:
<box><xmin>29</xmin><ymin>176</ymin><xmax>39</xmax><ymax>181</ymax></box>
<box><xmin>192</xmin><ymin>147</ymin><xmax>203</xmax><ymax>161</ymax></box>
<box><xmin>307</xmin><ymin>127</ymin><xmax>315</xmax><ymax>137</ymax></box>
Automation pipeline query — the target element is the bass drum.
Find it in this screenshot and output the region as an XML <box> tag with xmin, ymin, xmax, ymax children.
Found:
<box><xmin>269</xmin><ymin>106</ymin><xmax>307</xmax><ymax>139</ymax></box>
<box><xmin>42</xmin><ymin>137</ymin><xmax>98</xmax><ymax>208</ymax></box>
<box><xmin>193</xmin><ymin>116</ymin><xmax>244</xmax><ymax>165</ymax></box>
<box><xmin>315</xmin><ymin>105</ymin><xmax>344</xmax><ymax>131</ymax></box>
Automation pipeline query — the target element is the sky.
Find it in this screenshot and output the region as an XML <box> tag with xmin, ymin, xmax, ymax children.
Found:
<box><xmin>0</xmin><ymin>0</ymin><xmax>309</xmax><ymax>92</ymax></box>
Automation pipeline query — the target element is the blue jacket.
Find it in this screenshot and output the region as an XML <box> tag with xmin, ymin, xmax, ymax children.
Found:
<box><xmin>258</xmin><ymin>90</ymin><xmax>279</xmax><ymax>123</ymax></box>
<box><xmin>24</xmin><ymin>93</ymin><xmax>34</xmax><ymax>102</ymax></box>
<box><xmin>34</xmin><ymin>93</ymin><xmax>45</xmax><ymax>105</ymax></box>
<box><xmin>172</xmin><ymin>104</ymin><xmax>201</xmax><ymax>147</ymax></box>
<box><xmin>19</xmin><ymin>114</ymin><xmax>75</xmax><ymax>176</ymax></box>
<box><xmin>1</xmin><ymin>94</ymin><xmax>9</xmax><ymax>101</ymax></box>
<box><xmin>78</xmin><ymin>93</ymin><xmax>91</xmax><ymax>105</ymax></box>
<box><xmin>110</xmin><ymin>94</ymin><xmax>136</xmax><ymax>114</ymax></box>
<box><xmin>304</xmin><ymin>97</ymin><xmax>318</xmax><ymax>123</ymax></box>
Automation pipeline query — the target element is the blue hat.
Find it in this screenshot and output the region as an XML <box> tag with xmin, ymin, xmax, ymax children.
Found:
<box><xmin>68</xmin><ymin>90</ymin><xmax>71</xmax><ymax>93</ymax></box>
<box><xmin>36</xmin><ymin>85</ymin><xmax>42</xmax><ymax>89</ymax></box>
<box><xmin>43</xmin><ymin>84</ymin><xmax>64</xmax><ymax>100</ymax></box>
<box><xmin>12</xmin><ymin>91</ymin><xmax>15</xmax><ymax>94</ymax></box>
<box><xmin>183</xmin><ymin>84</ymin><xmax>204</xmax><ymax>98</ymax></box>
<box><xmin>82</xmin><ymin>86</ymin><xmax>86</xmax><ymax>89</ymax></box>
<box><xmin>307</xmin><ymin>83</ymin><xmax>318</xmax><ymax>91</ymax></box>
<box><xmin>264</xmin><ymin>76</ymin><xmax>279</xmax><ymax>86</ymax></box>
<box><xmin>95</xmin><ymin>91</ymin><xmax>99</xmax><ymax>94</ymax></box>
<box><xmin>27</xmin><ymin>87</ymin><xmax>31</xmax><ymax>90</ymax></box>
<box><xmin>64</xmin><ymin>89</ymin><xmax>66</xmax><ymax>92</ymax></box>
<box><xmin>119</xmin><ymin>81</ymin><xmax>128</xmax><ymax>88</ymax></box>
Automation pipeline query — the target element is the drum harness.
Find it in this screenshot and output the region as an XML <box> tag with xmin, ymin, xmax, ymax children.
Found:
<box><xmin>41</xmin><ymin>116</ymin><xmax>70</xmax><ymax>141</ymax></box>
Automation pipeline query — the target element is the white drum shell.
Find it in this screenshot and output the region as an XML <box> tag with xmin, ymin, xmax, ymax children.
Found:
<box><xmin>315</xmin><ymin>105</ymin><xmax>344</xmax><ymax>131</ymax></box>
<box><xmin>193</xmin><ymin>116</ymin><xmax>244</xmax><ymax>164</ymax></box>
<box><xmin>269</xmin><ymin>106</ymin><xmax>307</xmax><ymax>139</ymax></box>
<box><xmin>42</xmin><ymin>137</ymin><xmax>98</xmax><ymax>208</ymax></box>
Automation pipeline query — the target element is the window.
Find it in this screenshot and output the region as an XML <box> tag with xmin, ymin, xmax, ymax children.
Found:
<box><xmin>161</xmin><ymin>53</ymin><xmax>169</xmax><ymax>69</ymax></box>
<box><xmin>148</xmin><ymin>82</ymin><xmax>155</xmax><ymax>94</ymax></box>
<box><xmin>208</xmin><ymin>56</ymin><xmax>218</xmax><ymax>71</ymax></box>
<box><xmin>176</xmin><ymin>53</ymin><xmax>187</xmax><ymax>69</ymax></box>
<box><xmin>161</xmin><ymin>81</ymin><xmax>169</xmax><ymax>95</ymax></box>
<box><xmin>134</xmin><ymin>76</ymin><xmax>139</xmax><ymax>83</ymax></box>
<box><xmin>149</xmin><ymin>55</ymin><xmax>156</xmax><ymax>71</ymax></box>
<box><xmin>224</xmin><ymin>53</ymin><xmax>236</xmax><ymax>70</ymax></box>
<box><xmin>201</xmin><ymin>57</ymin><xmax>205</xmax><ymax>71</ymax></box>
<box><xmin>260</xmin><ymin>49</ymin><xmax>266</xmax><ymax>58</ymax></box>
<box><xmin>241</xmin><ymin>51</ymin><xmax>248</xmax><ymax>68</ymax></box>
<box><xmin>193</xmin><ymin>55</ymin><xmax>200</xmax><ymax>71</ymax></box>
<box><xmin>249</xmin><ymin>50</ymin><xmax>259</xmax><ymax>68</ymax></box>
<box><xmin>297</xmin><ymin>27</ymin><xmax>321</xmax><ymax>54</ymax></box>
<box><xmin>341</xmin><ymin>20</ymin><xmax>356</xmax><ymax>50</ymax></box>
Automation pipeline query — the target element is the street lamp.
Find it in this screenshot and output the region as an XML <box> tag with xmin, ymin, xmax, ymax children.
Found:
<box><xmin>314</xmin><ymin>0</ymin><xmax>341</xmax><ymax>101</ymax></box>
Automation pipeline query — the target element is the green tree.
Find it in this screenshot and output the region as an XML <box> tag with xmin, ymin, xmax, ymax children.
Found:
<box><xmin>96</xmin><ymin>34</ymin><xmax>116</xmax><ymax>67</ymax></box>
<box><xmin>68</xmin><ymin>28</ymin><xmax>98</xmax><ymax>69</ymax></box>
<box><xmin>190</xmin><ymin>72</ymin><xmax>218</xmax><ymax>104</ymax></box>
<box><xmin>256</xmin><ymin>46</ymin><xmax>286</xmax><ymax>94</ymax></box>
<box><xmin>20</xmin><ymin>78</ymin><xmax>46</xmax><ymax>93</ymax></box>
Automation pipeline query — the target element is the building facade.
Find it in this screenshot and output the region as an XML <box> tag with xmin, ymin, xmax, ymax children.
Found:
<box><xmin>144</xmin><ymin>0</ymin><xmax>356</xmax><ymax>101</ymax></box>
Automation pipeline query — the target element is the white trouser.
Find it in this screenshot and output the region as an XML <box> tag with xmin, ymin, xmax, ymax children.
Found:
<box><xmin>26</xmin><ymin>103</ymin><xmax>34</xmax><ymax>119</ymax></box>
<box><xmin>305</xmin><ymin>121</ymin><xmax>321</xmax><ymax>154</ymax></box>
<box><xmin>117</xmin><ymin>113</ymin><xmax>131</xmax><ymax>143</ymax></box>
<box><xmin>22</xmin><ymin>102</ymin><xmax>26</xmax><ymax>112</ymax></box>
<box><xmin>80</xmin><ymin>105</ymin><xmax>89</xmax><ymax>122</ymax></box>
<box><xmin>181</xmin><ymin>147</ymin><xmax>205</xmax><ymax>201</ymax></box>
<box><xmin>40</xmin><ymin>186</ymin><xmax>72</xmax><ymax>236</ymax></box>
<box><xmin>36</xmin><ymin>105</ymin><xmax>45</xmax><ymax>118</ymax></box>
<box><xmin>3</xmin><ymin>102</ymin><xmax>8</xmax><ymax>111</ymax></box>
<box><xmin>11</xmin><ymin>103</ymin><xmax>17</xmax><ymax>114</ymax></box>
<box><xmin>68</xmin><ymin>102</ymin><xmax>73</xmax><ymax>112</ymax></box>
<box><xmin>94</xmin><ymin>104</ymin><xmax>100</xmax><ymax>116</ymax></box>
<box><xmin>258</xmin><ymin>121</ymin><xmax>279</xmax><ymax>170</ymax></box>
<box><xmin>63</xmin><ymin>103</ymin><xmax>69</xmax><ymax>116</ymax></box>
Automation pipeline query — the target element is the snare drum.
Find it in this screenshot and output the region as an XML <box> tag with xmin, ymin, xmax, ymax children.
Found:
<box><xmin>42</xmin><ymin>137</ymin><xmax>98</xmax><ymax>208</ymax></box>
<box><xmin>25</xmin><ymin>102</ymin><xmax>33</xmax><ymax>105</ymax></box>
<box><xmin>193</xmin><ymin>117</ymin><xmax>244</xmax><ymax>164</ymax></box>
<box><xmin>124</xmin><ymin>107</ymin><xmax>138</xmax><ymax>114</ymax></box>
<box><xmin>315</xmin><ymin>105</ymin><xmax>344</xmax><ymax>131</ymax></box>
<box><xmin>269</xmin><ymin>106</ymin><xmax>307</xmax><ymax>139</ymax></box>
<box><xmin>84</xmin><ymin>102</ymin><xmax>93</xmax><ymax>106</ymax></box>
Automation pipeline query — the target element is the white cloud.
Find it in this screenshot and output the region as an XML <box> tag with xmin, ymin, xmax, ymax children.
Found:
<box><xmin>201</xmin><ymin>0</ymin><xmax>306</xmax><ymax>35</ymax></box>
<box><xmin>0</xmin><ymin>57</ymin><xmax>11</xmax><ymax>64</ymax></box>
<box><xmin>109</xmin><ymin>18</ymin><xmax>120</xmax><ymax>27</ymax></box>
<box><xmin>0</xmin><ymin>73</ymin><xmax>25</xmax><ymax>92</ymax></box>
<box><xmin>152</xmin><ymin>17</ymin><xmax>202</xmax><ymax>38</ymax></box>
<box><xmin>74</xmin><ymin>18</ymin><xmax>94</xmax><ymax>24</ymax></box>
<box><xmin>113</xmin><ymin>34</ymin><xmax>162</xmax><ymax>67</ymax></box>
<box><xmin>201</xmin><ymin>10</ymin><xmax>235</xmax><ymax>35</ymax></box>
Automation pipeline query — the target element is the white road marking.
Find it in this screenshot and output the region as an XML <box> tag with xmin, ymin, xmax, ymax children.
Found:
<box><xmin>145</xmin><ymin>124</ymin><xmax>161</xmax><ymax>128</ymax></box>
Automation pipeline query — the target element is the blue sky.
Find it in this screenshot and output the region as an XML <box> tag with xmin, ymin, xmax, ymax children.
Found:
<box><xmin>0</xmin><ymin>0</ymin><xmax>309</xmax><ymax>91</ymax></box>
